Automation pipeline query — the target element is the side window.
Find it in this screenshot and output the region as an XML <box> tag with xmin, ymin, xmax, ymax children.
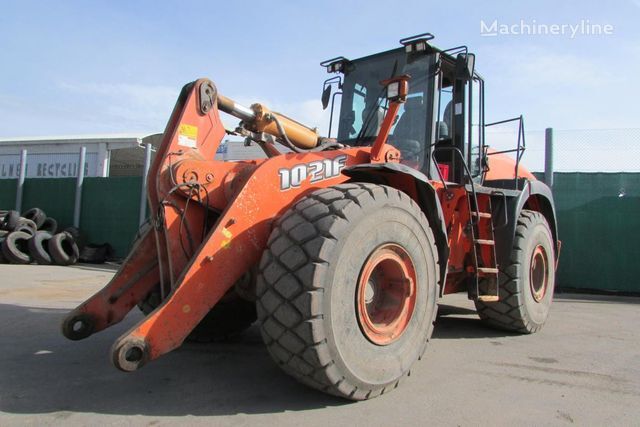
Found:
<box><xmin>468</xmin><ymin>77</ymin><xmax>483</xmax><ymax>178</ymax></box>
<box><xmin>388</xmin><ymin>94</ymin><xmax>425</xmax><ymax>169</ymax></box>
<box><xmin>349</xmin><ymin>84</ymin><xmax>367</xmax><ymax>138</ymax></box>
<box><xmin>437</xmin><ymin>86</ymin><xmax>453</xmax><ymax>140</ymax></box>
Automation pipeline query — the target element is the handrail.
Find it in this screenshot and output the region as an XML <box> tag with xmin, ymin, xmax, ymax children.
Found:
<box><xmin>320</xmin><ymin>56</ymin><xmax>349</xmax><ymax>67</ymax></box>
<box><xmin>485</xmin><ymin>115</ymin><xmax>526</xmax><ymax>190</ymax></box>
<box><xmin>485</xmin><ymin>117</ymin><xmax>521</xmax><ymax>127</ymax></box>
<box><xmin>322</xmin><ymin>75</ymin><xmax>343</xmax><ymax>138</ymax></box>
<box><xmin>490</xmin><ymin>191</ymin><xmax>509</xmax><ymax>229</ymax></box>
<box><xmin>399</xmin><ymin>32</ymin><xmax>435</xmax><ymax>45</ymax></box>
<box><xmin>327</xmin><ymin>91</ymin><xmax>342</xmax><ymax>138</ymax></box>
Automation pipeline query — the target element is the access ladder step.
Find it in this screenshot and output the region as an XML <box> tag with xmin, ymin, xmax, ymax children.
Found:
<box><xmin>471</xmin><ymin>212</ymin><xmax>492</xmax><ymax>219</ymax></box>
<box><xmin>474</xmin><ymin>239</ymin><xmax>495</xmax><ymax>246</ymax></box>
<box><xmin>477</xmin><ymin>267</ymin><xmax>499</xmax><ymax>275</ymax></box>
<box><xmin>477</xmin><ymin>295</ymin><xmax>500</xmax><ymax>302</ymax></box>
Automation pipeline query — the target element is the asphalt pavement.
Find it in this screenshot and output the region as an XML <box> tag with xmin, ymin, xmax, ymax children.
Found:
<box><xmin>0</xmin><ymin>263</ymin><xmax>638</xmax><ymax>426</ymax></box>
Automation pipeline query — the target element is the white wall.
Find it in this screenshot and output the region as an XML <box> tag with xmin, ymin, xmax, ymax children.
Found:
<box><xmin>0</xmin><ymin>152</ymin><xmax>99</xmax><ymax>178</ymax></box>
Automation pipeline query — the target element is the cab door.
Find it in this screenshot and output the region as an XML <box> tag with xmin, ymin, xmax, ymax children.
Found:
<box><xmin>433</xmin><ymin>54</ymin><xmax>484</xmax><ymax>184</ymax></box>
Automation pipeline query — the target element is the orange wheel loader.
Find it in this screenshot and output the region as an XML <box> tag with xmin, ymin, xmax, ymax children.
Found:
<box><xmin>62</xmin><ymin>33</ymin><xmax>559</xmax><ymax>400</ymax></box>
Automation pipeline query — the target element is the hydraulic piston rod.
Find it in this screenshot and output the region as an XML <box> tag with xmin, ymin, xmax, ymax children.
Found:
<box><xmin>217</xmin><ymin>94</ymin><xmax>255</xmax><ymax>122</ymax></box>
<box><xmin>217</xmin><ymin>94</ymin><xmax>320</xmax><ymax>149</ymax></box>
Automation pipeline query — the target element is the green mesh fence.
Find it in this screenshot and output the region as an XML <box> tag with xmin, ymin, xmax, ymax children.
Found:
<box><xmin>552</xmin><ymin>173</ymin><xmax>640</xmax><ymax>293</ymax></box>
<box><xmin>1</xmin><ymin>177</ymin><xmax>142</xmax><ymax>258</ymax></box>
<box><xmin>3</xmin><ymin>172</ymin><xmax>639</xmax><ymax>293</ymax></box>
<box><xmin>22</xmin><ymin>178</ymin><xmax>76</xmax><ymax>229</ymax></box>
<box><xmin>79</xmin><ymin>177</ymin><xmax>143</xmax><ymax>257</ymax></box>
<box><xmin>0</xmin><ymin>179</ymin><xmax>17</xmax><ymax>210</ymax></box>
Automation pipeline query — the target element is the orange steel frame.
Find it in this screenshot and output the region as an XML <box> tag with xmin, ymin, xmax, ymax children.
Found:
<box><xmin>62</xmin><ymin>78</ymin><xmax>482</xmax><ymax>371</ymax></box>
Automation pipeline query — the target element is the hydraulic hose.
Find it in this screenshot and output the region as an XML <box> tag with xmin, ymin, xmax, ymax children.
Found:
<box><xmin>271</xmin><ymin>114</ymin><xmax>342</xmax><ymax>153</ymax></box>
<box><xmin>216</xmin><ymin>94</ymin><xmax>338</xmax><ymax>151</ymax></box>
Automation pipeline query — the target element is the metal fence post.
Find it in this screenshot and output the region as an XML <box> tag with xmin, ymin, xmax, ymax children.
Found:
<box><xmin>73</xmin><ymin>146</ymin><xmax>87</xmax><ymax>228</ymax></box>
<box><xmin>15</xmin><ymin>149</ymin><xmax>27</xmax><ymax>212</ymax></box>
<box><xmin>544</xmin><ymin>128</ymin><xmax>554</xmax><ymax>188</ymax></box>
<box><xmin>138</xmin><ymin>143</ymin><xmax>153</xmax><ymax>225</ymax></box>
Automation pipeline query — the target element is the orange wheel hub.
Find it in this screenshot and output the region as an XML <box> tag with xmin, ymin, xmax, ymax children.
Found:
<box><xmin>530</xmin><ymin>245</ymin><xmax>549</xmax><ymax>302</ymax></box>
<box><xmin>356</xmin><ymin>244</ymin><xmax>417</xmax><ymax>345</ymax></box>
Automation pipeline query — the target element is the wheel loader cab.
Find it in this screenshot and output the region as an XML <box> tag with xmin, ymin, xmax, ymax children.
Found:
<box><xmin>330</xmin><ymin>46</ymin><xmax>485</xmax><ymax>185</ymax></box>
<box><xmin>335</xmin><ymin>48</ymin><xmax>437</xmax><ymax>175</ymax></box>
<box><xmin>433</xmin><ymin>55</ymin><xmax>485</xmax><ymax>184</ymax></box>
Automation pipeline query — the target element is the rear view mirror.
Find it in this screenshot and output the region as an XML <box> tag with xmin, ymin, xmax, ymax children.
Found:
<box><xmin>466</xmin><ymin>54</ymin><xmax>475</xmax><ymax>78</ymax></box>
<box><xmin>455</xmin><ymin>53</ymin><xmax>476</xmax><ymax>80</ymax></box>
<box><xmin>322</xmin><ymin>85</ymin><xmax>332</xmax><ymax>110</ymax></box>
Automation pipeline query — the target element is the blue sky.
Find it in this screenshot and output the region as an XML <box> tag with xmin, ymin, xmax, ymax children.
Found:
<box><xmin>1</xmin><ymin>0</ymin><xmax>638</xmax><ymax>140</ymax></box>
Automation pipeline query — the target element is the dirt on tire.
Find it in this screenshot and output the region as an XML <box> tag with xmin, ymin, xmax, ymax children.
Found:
<box><xmin>475</xmin><ymin>209</ymin><xmax>555</xmax><ymax>333</ymax></box>
<box><xmin>256</xmin><ymin>183</ymin><xmax>439</xmax><ymax>400</ymax></box>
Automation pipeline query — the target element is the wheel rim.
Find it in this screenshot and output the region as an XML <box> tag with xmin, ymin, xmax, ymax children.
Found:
<box><xmin>356</xmin><ymin>244</ymin><xmax>417</xmax><ymax>345</ymax></box>
<box><xmin>529</xmin><ymin>245</ymin><xmax>549</xmax><ymax>302</ymax></box>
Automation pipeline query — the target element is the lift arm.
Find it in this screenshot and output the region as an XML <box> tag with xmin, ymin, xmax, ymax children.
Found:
<box><xmin>61</xmin><ymin>78</ymin><xmax>375</xmax><ymax>371</ymax></box>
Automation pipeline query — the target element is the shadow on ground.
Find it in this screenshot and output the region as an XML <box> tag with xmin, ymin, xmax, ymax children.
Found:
<box><xmin>555</xmin><ymin>293</ymin><xmax>640</xmax><ymax>304</ymax></box>
<box><xmin>434</xmin><ymin>303</ymin><xmax>516</xmax><ymax>340</ymax></box>
<box><xmin>0</xmin><ymin>299</ymin><xmax>557</xmax><ymax>417</ymax></box>
<box><xmin>69</xmin><ymin>263</ymin><xmax>120</xmax><ymax>273</ymax></box>
<box><xmin>0</xmin><ymin>304</ymin><xmax>345</xmax><ymax>417</ymax></box>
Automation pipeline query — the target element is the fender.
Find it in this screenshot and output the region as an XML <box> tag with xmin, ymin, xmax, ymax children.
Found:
<box><xmin>342</xmin><ymin>163</ymin><xmax>449</xmax><ymax>289</ymax></box>
<box><xmin>487</xmin><ymin>179</ymin><xmax>559</xmax><ymax>268</ymax></box>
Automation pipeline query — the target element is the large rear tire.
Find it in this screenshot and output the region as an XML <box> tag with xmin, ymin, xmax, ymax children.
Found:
<box><xmin>475</xmin><ymin>209</ymin><xmax>555</xmax><ymax>333</ymax></box>
<box><xmin>256</xmin><ymin>183</ymin><xmax>439</xmax><ymax>400</ymax></box>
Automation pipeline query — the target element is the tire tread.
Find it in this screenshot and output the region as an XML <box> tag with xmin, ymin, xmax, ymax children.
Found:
<box><xmin>257</xmin><ymin>183</ymin><xmax>439</xmax><ymax>400</ymax></box>
<box><xmin>475</xmin><ymin>209</ymin><xmax>552</xmax><ymax>334</ymax></box>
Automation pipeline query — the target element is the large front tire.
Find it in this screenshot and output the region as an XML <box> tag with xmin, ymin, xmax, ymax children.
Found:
<box><xmin>256</xmin><ymin>183</ymin><xmax>439</xmax><ymax>400</ymax></box>
<box><xmin>475</xmin><ymin>210</ymin><xmax>555</xmax><ymax>333</ymax></box>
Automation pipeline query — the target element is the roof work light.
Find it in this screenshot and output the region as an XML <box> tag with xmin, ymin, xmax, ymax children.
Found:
<box><xmin>320</xmin><ymin>57</ymin><xmax>352</xmax><ymax>74</ymax></box>
<box><xmin>399</xmin><ymin>32</ymin><xmax>435</xmax><ymax>54</ymax></box>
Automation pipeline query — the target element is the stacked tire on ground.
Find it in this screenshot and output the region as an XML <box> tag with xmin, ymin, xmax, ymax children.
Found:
<box><xmin>0</xmin><ymin>209</ymin><xmax>81</xmax><ymax>266</ymax></box>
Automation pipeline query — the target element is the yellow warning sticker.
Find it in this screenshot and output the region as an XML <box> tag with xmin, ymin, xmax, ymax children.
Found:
<box><xmin>221</xmin><ymin>227</ymin><xmax>233</xmax><ymax>249</ymax></box>
<box><xmin>178</xmin><ymin>123</ymin><xmax>198</xmax><ymax>148</ymax></box>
